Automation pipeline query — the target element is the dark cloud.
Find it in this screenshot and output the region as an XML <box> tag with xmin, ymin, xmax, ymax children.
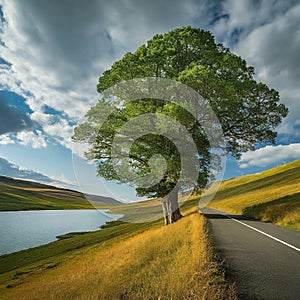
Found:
<box><xmin>213</xmin><ymin>0</ymin><xmax>299</xmax><ymax>46</ymax></box>
<box><xmin>0</xmin><ymin>0</ymin><xmax>110</xmax><ymax>89</ymax></box>
<box><xmin>1</xmin><ymin>0</ymin><xmax>299</xmax><ymax>149</ymax></box>
<box><xmin>0</xmin><ymin>0</ymin><xmax>217</xmax><ymax>126</ymax></box>
<box><xmin>0</xmin><ymin>157</ymin><xmax>52</xmax><ymax>182</ymax></box>
<box><xmin>0</xmin><ymin>4</ymin><xmax>4</xmax><ymax>23</ymax></box>
<box><xmin>0</xmin><ymin>92</ymin><xmax>33</xmax><ymax>134</ymax></box>
<box><xmin>232</xmin><ymin>2</ymin><xmax>300</xmax><ymax>141</ymax></box>
<box><xmin>0</xmin><ymin>57</ymin><xmax>11</xmax><ymax>66</ymax></box>
<box><xmin>1</xmin><ymin>0</ymin><xmax>213</xmax><ymax>92</ymax></box>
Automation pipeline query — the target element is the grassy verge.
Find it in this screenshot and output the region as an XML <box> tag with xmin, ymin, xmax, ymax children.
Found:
<box><xmin>208</xmin><ymin>160</ymin><xmax>300</xmax><ymax>230</ymax></box>
<box><xmin>0</xmin><ymin>211</ymin><xmax>236</xmax><ymax>300</ymax></box>
<box><xmin>0</xmin><ymin>197</ymin><xmax>199</xmax><ymax>275</ymax></box>
<box><xmin>0</xmin><ymin>220</ymin><xmax>159</xmax><ymax>275</ymax></box>
<box><xmin>0</xmin><ymin>197</ymin><xmax>236</xmax><ymax>299</ymax></box>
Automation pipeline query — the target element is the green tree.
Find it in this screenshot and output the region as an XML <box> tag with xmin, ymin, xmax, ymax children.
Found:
<box><xmin>72</xmin><ymin>26</ymin><xmax>288</xmax><ymax>225</ymax></box>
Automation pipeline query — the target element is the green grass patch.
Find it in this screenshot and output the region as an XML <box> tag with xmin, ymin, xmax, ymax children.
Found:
<box><xmin>209</xmin><ymin>159</ymin><xmax>300</xmax><ymax>230</ymax></box>
<box><xmin>0</xmin><ymin>176</ymin><xmax>107</xmax><ymax>211</ymax></box>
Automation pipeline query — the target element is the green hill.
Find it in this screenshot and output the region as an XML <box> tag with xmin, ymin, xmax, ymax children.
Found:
<box><xmin>0</xmin><ymin>176</ymin><xmax>120</xmax><ymax>211</ymax></box>
<box><xmin>209</xmin><ymin>159</ymin><xmax>300</xmax><ymax>230</ymax></box>
<box><xmin>0</xmin><ymin>160</ymin><xmax>298</xmax><ymax>298</ymax></box>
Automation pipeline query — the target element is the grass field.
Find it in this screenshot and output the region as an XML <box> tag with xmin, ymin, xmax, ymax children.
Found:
<box><xmin>209</xmin><ymin>159</ymin><xmax>300</xmax><ymax>230</ymax></box>
<box><xmin>0</xmin><ymin>176</ymin><xmax>117</xmax><ymax>211</ymax></box>
<box><xmin>0</xmin><ymin>198</ymin><xmax>236</xmax><ymax>299</ymax></box>
<box><xmin>2</xmin><ymin>159</ymin><xmax>298</xmax><ymax>298</ymax></box>
<box><xmin>0</xmin><ymin>196</ymin><xmax>200</xmax><ymax>276</ymax></box>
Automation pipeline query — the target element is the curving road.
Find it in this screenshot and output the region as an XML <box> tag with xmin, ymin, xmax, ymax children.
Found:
<box><xmin>201</xmin><ymin>207</ymin><xmax>300</xmax><ymax>300</ymax></box>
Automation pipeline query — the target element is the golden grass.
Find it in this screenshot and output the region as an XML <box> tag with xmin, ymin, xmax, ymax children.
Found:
<box><xmin>209</xmin><ymin>160</ymin><xmax>300</xmax><ymax>230</ymax></box>
<box><xmin>0</xmin><ymin>213</ymin><xmax>236</xmax><ymax>300</ymax></box>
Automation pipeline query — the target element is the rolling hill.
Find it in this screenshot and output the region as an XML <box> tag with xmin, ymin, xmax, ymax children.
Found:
<box><xmin>208</xmin><ymin>159</ymin><xmax>300</xmax><ymax>230</ymax></box>
<box><xmin>0</xmin><ymin>175</ymin><xmax>121</xmax><ymax>211</ymax></box>
<box><xmin>0</xmin><ymin>160</ymin><xmax>298</xmax><ymax>298</ymax></box>
<box><xmin>1</xmin><ymin>158</ymin><xmax>299</xmax><ymax>228</ymax></box>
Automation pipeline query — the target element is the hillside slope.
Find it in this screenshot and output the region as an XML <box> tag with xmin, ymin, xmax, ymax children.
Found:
<box><xmin>209</xmin><ymin>159</ymin><xmax>300</xmax><ymax>230</ymax></box>
<box><xmin>0</xmin><ymin>176</ymin><xmax>120</xmax><ymax>211</ymax></box>
<box><xmin>0</xmin><ymin>212</ymin><xmax>236</xmax><ymax>300</ymax></box>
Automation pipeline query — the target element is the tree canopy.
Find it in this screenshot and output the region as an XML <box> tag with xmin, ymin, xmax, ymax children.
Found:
<box><xmin>73</xmin><ymin>26</ymin><xmax>288</xmax><ymax>223</ymax></box>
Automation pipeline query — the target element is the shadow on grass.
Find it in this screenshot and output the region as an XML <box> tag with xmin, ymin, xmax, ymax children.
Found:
<box><xmin>242</xmin><ymin>192</ymin><xmax>300</xmax><ymax>225</ymax></box>
<box><xmin>202</xmin><ymin>192</ymin><xmax>300</xmax><ymax>230</ymax></box>
<box><xmin>214</xmin><ymin>167</ymin><xmax>300</xmax><ymax>202</ymax></box>
<box><xmin>202</xmin><ymin>212</ymin><xmax>255</xmax><ymax>221</ymax></box>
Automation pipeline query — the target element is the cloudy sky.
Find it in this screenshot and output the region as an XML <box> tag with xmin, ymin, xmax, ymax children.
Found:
<box><xmin>0</xmin><ymin>0</ymin><xmax>299</xmax><ymax>200</ymax></box>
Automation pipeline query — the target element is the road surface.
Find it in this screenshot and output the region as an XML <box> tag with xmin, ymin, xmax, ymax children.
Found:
<box><xmin>201</xmin><ymin>207</ymin><xmax>300</xmax><ymax>300</ymax></box>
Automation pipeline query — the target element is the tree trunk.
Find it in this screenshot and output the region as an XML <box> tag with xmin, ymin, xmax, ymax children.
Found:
<box><xmin>162</xmin><ymin>186</ymin><xmax>182</xmax><ymax>225</ymax></box>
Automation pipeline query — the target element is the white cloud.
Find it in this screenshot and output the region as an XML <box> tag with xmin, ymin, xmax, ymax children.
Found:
<box><xmin>239</xmin><ymin>144</ymin><xmax>300</xmax><ymax>168</ymax></box>
<box><xmin>0</xmin><ymin>0</ymin><xmax>214</xmax><ymax>150</ymax></box>
<box><xmin>0</xmin><ymin>134</ymin><xmax>14</xmax><ymax>145</ymax></box>
<box><xmin>72</xmin><ymin>140</ymin><xmax>90</xmax><ymax>160</ymax></box>
<box><xmin>0</xmin><ymin>156</ymin><xmax>78</xmax><ymax>189</ymax></box>
<box><xmin>16</xmin><ymin>130</ymin><xmax>47</xmax><ymax>149</ymax></box>
<box><xmin>30</xmin><ymin>111</ymin><xmax>74</xmax><ymax>148</ymax></box>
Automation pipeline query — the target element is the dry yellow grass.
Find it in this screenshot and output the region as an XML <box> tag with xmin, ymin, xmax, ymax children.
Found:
<box><xmin>0</xmin><ymin>213</ymin><xmax>236</xmax><ymax>300</ymax></box>
<box><xmin>209</xmin><ymin>160</ymin><xmax>300</xmax><ymax>230</ymax></box>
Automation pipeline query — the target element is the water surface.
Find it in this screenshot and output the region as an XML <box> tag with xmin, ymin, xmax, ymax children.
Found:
<box><xmin>0</xmin><ymin>209</ymin><xmax>122</xmax><ymax>255</ymax></box>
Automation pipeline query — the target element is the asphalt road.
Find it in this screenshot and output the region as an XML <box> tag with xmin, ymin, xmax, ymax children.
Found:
<box><xmin>201</xmin><ymin>207</ymin><xmax>300</xmax><ymax>300</ymax></box>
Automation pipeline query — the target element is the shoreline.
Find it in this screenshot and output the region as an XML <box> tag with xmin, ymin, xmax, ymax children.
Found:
<box><xmin>0</xmin><ymin>209</ymin><xmax>123</xmax><ymax>256</ymax></box>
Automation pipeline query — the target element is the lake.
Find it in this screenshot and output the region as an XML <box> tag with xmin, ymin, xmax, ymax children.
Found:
<box><xmin>0</xmin><ymin>209</ymin><xmax>122</xmax><ymax>255</ymax></box>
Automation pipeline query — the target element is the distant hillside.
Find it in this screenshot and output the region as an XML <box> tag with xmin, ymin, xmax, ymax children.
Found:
<box><xmin>84</xmin><ymin>193</ymin><xmax>121</xmax><ymax>205</ymax></box>
<box><xmin>0</xmin><ymin>176</ymin><xmax>121</xmax><ymax>211</ymax></box>
<box><xmin>209</xmin><ymin>159</ymin><xmax>300</xmax><ymax>230</ymax></box>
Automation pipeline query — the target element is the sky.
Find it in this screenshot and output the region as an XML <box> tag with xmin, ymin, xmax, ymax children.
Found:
<box><xmin>0</xmin><ymin>0</ymin><xmax>299</xmax><ymax>201</ymax></box>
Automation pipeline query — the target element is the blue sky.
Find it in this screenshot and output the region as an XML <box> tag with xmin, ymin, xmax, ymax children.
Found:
<box><xmin>0</xmin><ymin>0</ymin><xmax>300</xmax><ymax>201</ymax></box>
